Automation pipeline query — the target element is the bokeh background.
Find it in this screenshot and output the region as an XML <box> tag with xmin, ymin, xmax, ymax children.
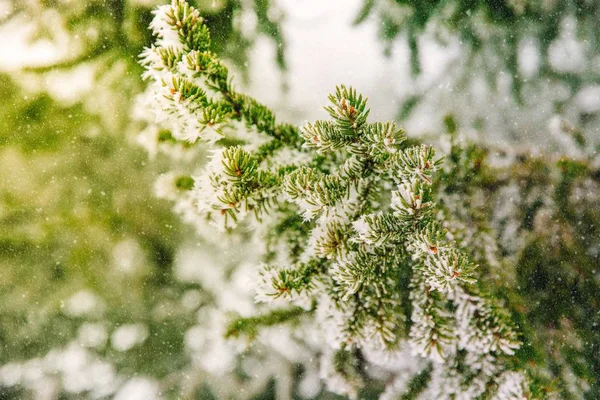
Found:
<box><xmin>1</xmin><ymin>0</ymin><xmax>600</xmax><ymax>398</ymax></box>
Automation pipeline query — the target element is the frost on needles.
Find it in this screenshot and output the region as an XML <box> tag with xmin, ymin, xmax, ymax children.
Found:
<box><xmin>139</xmin><ymin>1</ymin><xmax>530</xmax><ymax>398</ymax></box>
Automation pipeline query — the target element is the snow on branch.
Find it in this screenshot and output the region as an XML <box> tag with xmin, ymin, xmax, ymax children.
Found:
<box><xmin>138</xmin><ymin>1</ymin><xmax>530</xmax><ymax>397</ymax></box>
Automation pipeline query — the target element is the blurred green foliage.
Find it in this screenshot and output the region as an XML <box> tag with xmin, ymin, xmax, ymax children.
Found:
<box><xmin>439</xmin><ymin>127</ymin><xmax>600</xmax><ymax>397</ymax></box>
<box><xmin>357</xmin><ymin>0</ymin><xmax>600</xmax><ymax>79</ymax></box>
<box><xmin>0</xmin><ymin>68</ymin><xmax>197</xmax><ymax>374</ymax></box>
<box><xmin>356</xmin><ymin>0</ymin><xmax>600</xmax><ymax>143</ymax></box>
<box><xmin>0</xmin><ymin>0</ymin><xmax>287</xmax><ymax>397</ymax></box>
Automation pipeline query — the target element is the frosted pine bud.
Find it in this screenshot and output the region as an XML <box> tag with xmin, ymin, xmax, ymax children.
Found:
<box><xmin>149</xmin><ymin>5</ymin><xmax>185</xmax><ymax>50</ymax></box>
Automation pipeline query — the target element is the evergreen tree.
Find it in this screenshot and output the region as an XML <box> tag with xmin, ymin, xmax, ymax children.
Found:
<box><xmin>2</xmin><ymin>0</ymin><xmax>600</xmax><ymax>398</ymax></box>
<box><xmin>136</xmin><ymin>1</ymin><xmax>600</xmax><ymax>397</ymax></box>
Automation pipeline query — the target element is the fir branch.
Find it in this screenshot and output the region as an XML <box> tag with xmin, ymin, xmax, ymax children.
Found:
<box><xmin>139</xmin><ymin>2</ymin><xmax>534</xmax><ymax>396</ymax></box>
<box><xmin>225</xmin><ymin>306</ymin><xmax>309</xmax><ymax>339</ymax></box>
<box><xmin>142</xmin><ymin>0</ymin><xmax>301</xmax><ymax>147</ymax></box>
<box><xmin>256</xmin><ymin>260</ymin><xmax>325</xmax><ymax>301</ymax></box>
